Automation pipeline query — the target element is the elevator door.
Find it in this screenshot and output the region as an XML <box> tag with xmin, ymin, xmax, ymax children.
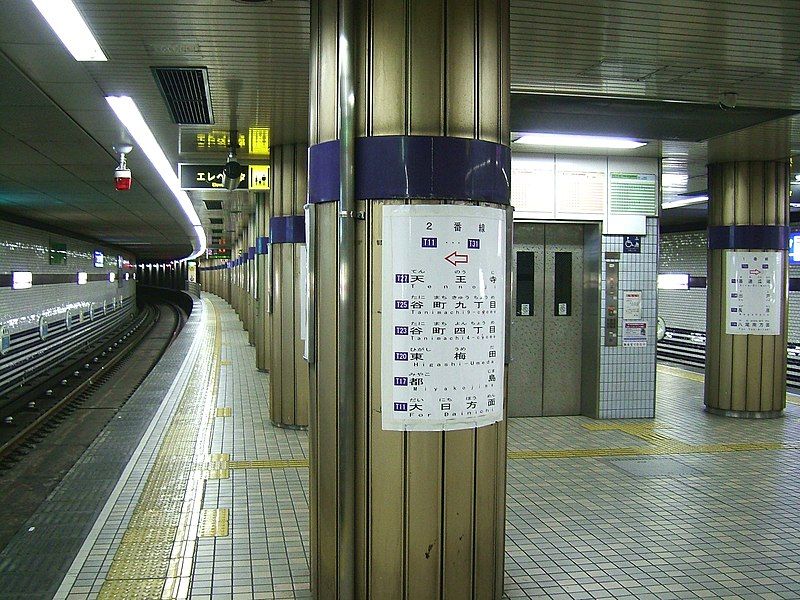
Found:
<box><xmin>509</xmin><ymin>223</ymin><xmax>585</xmax><ymax>417</ymax></box>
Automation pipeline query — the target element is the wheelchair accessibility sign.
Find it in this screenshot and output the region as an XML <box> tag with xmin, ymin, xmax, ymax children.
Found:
<box><xmin>623</xmin><ymin>235</ymin><xmax>641</xmax><ymax>254</ymax></box>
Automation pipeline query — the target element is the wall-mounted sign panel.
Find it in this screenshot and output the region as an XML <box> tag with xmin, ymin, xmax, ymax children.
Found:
<box><xmin>725</xmin><ymin>251</ymin><xmax>782</xmax><ymax>335</ymax></box>
<box><xmin>49</xmin><ymin>241</ymin><xmax>67</xmax><ymax>265</ymax></box>
<box><xmin>623</xmin><ymin>235</ymin><xmax>642</xmax><ymax>253</ymax></box>
<box><xmin>381</xmin><ymin>204</ymin><xmax>507</xmax><ymax>432</ymax></box>
<box><xmin>622</xmin><ymin>320</ymin><xmax>648</xmax><ymax>347</ymax></box>
<box><xmin>12</xmin><ymin>271</ymin><xmax>32</xmax><ymax>290</ymax></box>
<box><xmin>179</xmin><ymin>164</ymin><xmax>248</xmax><ymax>190</ymax></box>
<box><xmin>789</xmin><ymin>232</ymin><xmax>800</xmax><ymax>265</ymax></box>
<box><xmin>93</xmin><ymin>251</ymin><xmax>104</xmax><ymax>268</ymax></box>
<box><xmin>623</xmin><ymin>290</ymin><xmax>642</xmax><ymax>320</ymax></box>
<box><xmin>609</xmin><ymin>172</ymin><xmax>658</xmax><ymax>216</ymax></box>
<box><xmin>206</xmin><ymin>249</ymin><xmax>231</xmax><ymax>259</ymax></box>
<box><xmin>511</xmin><ymin>155</ymin><xmax>555</xmax><ymax>218</ymax></box>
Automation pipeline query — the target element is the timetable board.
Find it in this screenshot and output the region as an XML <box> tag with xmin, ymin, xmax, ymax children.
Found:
<box><xmin>381</xmin><ymin>204</ymin><xmax>507</xmax><ymax>432</ymax></box>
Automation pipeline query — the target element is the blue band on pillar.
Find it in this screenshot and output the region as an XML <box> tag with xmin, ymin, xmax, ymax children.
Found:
<box><xmin>256</xmin><ymin>237</ymin><xmax>270</xmax><ymax>254</ymax></box>
<box><xmin>270</xmin><ymin>216</ymin><xmax>306</xmax><ymax>243</ymax></box>
<box><xmin>308</xmin><ymin>135</ymin><xmax>511</xmax><ymax>205</ymax></box>
<box><xmin>248</xmin><ymin>246</ymin><xmax>256</xmax><ymax>260</ymax></box>
<box><xmin>708</xmin><ymin>225</ymin><xmax>789</xmax><ymax>250</ymax></box>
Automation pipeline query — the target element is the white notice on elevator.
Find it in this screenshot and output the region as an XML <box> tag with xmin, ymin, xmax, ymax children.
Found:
<box><xmin>725</xmin><ymin>251</ymin><xmax>782</xmax><ymax>335</ymax></box>
<box><xmin>381</xmin><ymin>204</ymin><xmax>507</xmax><ymax>431</ymax></box>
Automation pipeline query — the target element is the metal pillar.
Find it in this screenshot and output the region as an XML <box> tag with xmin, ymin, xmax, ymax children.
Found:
<box><xmin>308</xmin><ymin>1</ymin><xmax>510</xmax><ymax>598</ymax></box>
<box><xmin>268</xmin><ymin>145</ymin><xmax>310</xmax><ymax>428</ymax></box>
<box><xmin>255</xmin><ymin>191</ymin><xmax>271</xmax><ymax>372</ymax></box>
<box><xmin>248</xmin><ymin>218</ymin><xmax>256</xmax><ymax>345</ymax></box>
<box><xmin>705</xmin><ymin>161</ymin><xmax>790</xmax><ymax>417</ymax></box>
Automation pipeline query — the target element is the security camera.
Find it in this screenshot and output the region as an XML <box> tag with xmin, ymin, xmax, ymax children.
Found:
<box><xmin>113</xmin><ymin>144</ymin><xmax>133</xmax><ymax>191</ymax></box>
<box><xmin>222</xmin><ymin>151</ymin><xmax>243</xmax><ymax>191</ymax></box>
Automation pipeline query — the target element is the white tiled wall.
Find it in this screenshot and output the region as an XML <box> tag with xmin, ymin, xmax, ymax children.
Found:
<box><xmin>0</xmin><ymin>219</ymin><xmax>136</xmax><ymax>334</ymax></box>
<box><xmin>659</xmin><ymin>229</ymin><xmax>800</xmax><ymax>343</ymax></box>
<box><xmin>599</xmin><ymin>217</ymin><xmax>658</xmax><ymax>418</ymax></box>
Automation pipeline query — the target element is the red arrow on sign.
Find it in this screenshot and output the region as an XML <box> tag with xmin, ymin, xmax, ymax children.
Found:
<box><xmin>445</xmin><ymin>251</ymin><xmax>469</xmax><ymax>266</ymax></box>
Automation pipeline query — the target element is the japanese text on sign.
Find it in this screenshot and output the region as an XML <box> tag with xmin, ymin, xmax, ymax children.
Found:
<box><xmin>725</xmin><ymin>251</ymin><xmax>782</xmax><ymax>335</ymax></box>
<box><xmin>381</xmin><ymin>204</ymin><xmax>507</xmax><ymax>432</ymax></box>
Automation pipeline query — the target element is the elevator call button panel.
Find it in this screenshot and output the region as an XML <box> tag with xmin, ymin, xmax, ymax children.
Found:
<box><xmin>604</xmin><ymin>256</ymin><xmax>620</xmax><ymax>346</ymax></box>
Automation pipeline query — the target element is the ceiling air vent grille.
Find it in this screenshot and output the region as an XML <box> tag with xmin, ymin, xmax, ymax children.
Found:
<box><xmin>152</xmin><ymin>67</ymin><xmax>213</xmax><ymax>125</ymax></box>
<box><xmin>204</xmin><ymin>200</ymin><xmax>223</xmax><ymax>211</ymax></box>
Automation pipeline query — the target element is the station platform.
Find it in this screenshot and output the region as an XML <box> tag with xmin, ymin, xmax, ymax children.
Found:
<box><xmin>2</xmin><ymin>295</ymin><xmax>799</xmax><ymax>599</ymax></box>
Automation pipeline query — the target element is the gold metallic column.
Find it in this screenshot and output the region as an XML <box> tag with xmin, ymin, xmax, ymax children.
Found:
<box><xmin>705</xmin><ymin>161</ymin><xmax>790</xmax><ymax>417</ymax></box>
<box><xmin>268</xmin><ymin>144</ymin><xmax>310</xmax><ymax>428</ymax></box>
<box><xmin>246</xmin><ymin>218</ymin><xmax>256</xmax><ymax>342</ymax></box>
<box><xmin>249</xmin><ymin>217</ymin><xmax>257</xmax><ymax>344</ymax></box>
<box><xmin>308</xmin><ymin>1</ymin><xmax>510</xmax><ymax>598</ymax></box>
<box><xmin>255</xmin><ymin>192</ymin><xmax>271</xmax><ymax>372</ymax></box>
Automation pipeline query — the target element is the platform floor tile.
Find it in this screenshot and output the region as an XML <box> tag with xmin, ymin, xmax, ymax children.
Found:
<box><xmin>53</xmin><ymin>296</ymin><xmax>800</xmax><ymax>599</ymax></box>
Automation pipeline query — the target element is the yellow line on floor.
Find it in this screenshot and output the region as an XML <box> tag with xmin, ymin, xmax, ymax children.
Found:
<box><xmin>98</xmin><ymin>298</ymin><xmax>221</xmax><ymax>600</ymax></box>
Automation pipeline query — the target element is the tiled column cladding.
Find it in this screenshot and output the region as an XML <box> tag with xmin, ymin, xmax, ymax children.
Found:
<box><xmin>0</xmin><ymin>219</ymin><xmax>137</xmax><ymax>389</ymax></box>
<box><xmin>599</xmin><ymin>217</ymin><xmax>658</xmax><ymax>418</ymax></box>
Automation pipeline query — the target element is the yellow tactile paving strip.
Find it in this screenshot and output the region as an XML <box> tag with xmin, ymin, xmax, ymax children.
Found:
<box><xmin>97</xmin><ymin>300</ymin><xmax>222</xmax><ymax>600</ymax></box>
<box><xmin>198</xmin><ymin>508</ymin><xmax>230</xmax><ymax>538</ymax></box>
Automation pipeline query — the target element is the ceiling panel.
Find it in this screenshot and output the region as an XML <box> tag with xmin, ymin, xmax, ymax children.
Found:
<box><xmin>0</xmin><ymin>0</ymin><xmax>797</xmax><ymax>260</ymax></box>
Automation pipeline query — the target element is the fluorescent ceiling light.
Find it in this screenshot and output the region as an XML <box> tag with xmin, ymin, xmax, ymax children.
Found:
<box><xmin>77</xmin><ymin>272</ymin><xmax>87</xmax><ymax>285</ymax></box>
<box><xmin>514</xmin><ymin>133</ymin><xmax>646</xmax><ymax>150</ymax></box>
<box><xmin>105</xmin><ymin>95</ymin><xmax>206</xmax><ymax>260</ymax></box>
<box><xmin>109</xmin><ymin>272</ymin><xmax>116</xmax><ymax>282</ymax></box>
<box><xmin>662</xmin><ymin>195</ymin><xmax>708</xmax><ymax>210</ymax></box>
<box><xmin>30</xmin><ymin>0</ymin><xmax>107</xmax><ymax>61</ymax></box>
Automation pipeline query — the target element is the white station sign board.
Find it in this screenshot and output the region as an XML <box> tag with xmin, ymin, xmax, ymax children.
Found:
<box><xmin>381</xmin><ymin>204</ymin><xmax>507</xmax><ymax>432</ymax></box>
<box><xmin>725</xmin><ymin>250</ymin><xmax>782</xmax><ymax>335</ymax></box>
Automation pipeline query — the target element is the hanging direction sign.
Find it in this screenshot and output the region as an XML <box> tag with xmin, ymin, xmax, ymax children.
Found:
<box><xmin>381</xmin><ymin>204</ymin><xmax>507</xmax><ymax>432</ymax></box>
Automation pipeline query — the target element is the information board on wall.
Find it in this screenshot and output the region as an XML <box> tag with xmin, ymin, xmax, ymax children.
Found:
<box><xmin>725</xmin><ymin>251</ymin><xmax>782</xmax><ymax>335</ymax></box>
<box><xmin>622</xmin><ymin>320</ymin><xmax>648</xmax><ymax>347</ymax></box>
<box><xmin>555</xmin><ymin>170</ymin><xmax>606</xmax><ymax>215</ymax></box>
<box><xmin>609</xmin><ymin>172</ymin><xmax>658</xmax><ymax>216</ymax></box>
<box><xmin>623</xmin><ymin>290</ymin><xmax>642</xmax><ymax>320</ymax></box>
<box><xmin>381</xmin><ymin>204</ymin><xmax>507</xmax><ymax>432</ymax></box>
<box><xmin>510</xmin><ymin>161</ymin><xmax>555</xmax><ymax>216</ymax></box>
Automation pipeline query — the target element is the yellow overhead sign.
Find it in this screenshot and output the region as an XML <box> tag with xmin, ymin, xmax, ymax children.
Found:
<box><xmin>248</xmin><ymin>165</ymin><xmax>270</xmax><ymax>190</ymax></box>
<box><xmin>248</xmin><ymin>127</ymin><xmax>271</xmax><ymax>156</ymax></box>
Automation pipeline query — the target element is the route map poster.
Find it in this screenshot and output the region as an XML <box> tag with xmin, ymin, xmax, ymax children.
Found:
<box><xmin>381</xmin><ymin>204</ymin><xmax>507</xmax><ymax>432</ymax></box>
<box><xmin>725</xmin><ymin>251</ymin><xmax>782</xmax><ymax>335</ymax></box>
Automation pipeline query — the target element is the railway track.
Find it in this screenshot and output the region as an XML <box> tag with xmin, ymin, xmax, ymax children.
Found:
<box><xmin>0</xmin><ymin>300</ymin><xmax>186</xmax><ymax>549</ymax></box>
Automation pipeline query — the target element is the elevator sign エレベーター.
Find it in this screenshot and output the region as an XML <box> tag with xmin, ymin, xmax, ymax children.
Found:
<box><xmin>381</xmin><ymin>204</ymin><xmax>507</xmax><ymax>432</ymax></box>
